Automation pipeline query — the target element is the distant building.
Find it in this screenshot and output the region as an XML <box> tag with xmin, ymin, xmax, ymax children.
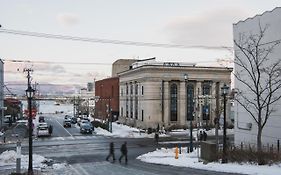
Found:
<box><xmin>233</xmin><ymin>7</ymin><xmax>281</xmax><ymax>146</ymax></box>
<box><xmin>87</xmin><ymin>82</ymin><xmax>94</xmax><ymax>92</ymax></box>
<box><xmin>118</xmin><ymin>60</ymin><xmax>232</xmax><ymax>129</ymax></box>
<box><xmin>94</xmin><ymin>77</ymin><xmax>119</xmax><ymax>121</ymax></box>
<box><xmin>111</xmin><ymin>59</ymin><xmax>139</xmax><ymax>77</ymax></box>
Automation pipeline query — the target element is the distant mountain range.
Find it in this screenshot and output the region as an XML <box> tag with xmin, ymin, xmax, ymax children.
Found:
<box><xmin>4</xmin><ymin>81</ymin><xmax>83</xmax><ymax>96</ymax></box>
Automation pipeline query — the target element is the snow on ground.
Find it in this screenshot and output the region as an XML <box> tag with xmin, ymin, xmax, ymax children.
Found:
<box><xmin>94</xmin><ymin>121</ymin><xmax>233</xmax><ymax>139</ymax></box>
<box><xmin>137</xmin><ymin>147</ymin><xmax>281</xmax><ymax>175</ymax></box>
<box><xmin>0</xmin><ymin>150</ymin><xmax>66</xmax><ymax>171</ymax></box>
<box><xmin>94</xmin><ymin>122</ymin><xmax>156</xmax><ymax>138</ymax></box>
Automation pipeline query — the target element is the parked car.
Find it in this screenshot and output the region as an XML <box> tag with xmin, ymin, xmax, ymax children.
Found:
<box><xmin>39</xmin><ymin>116</ymin><xmax>45</xmax><ymax>123</ymax></box>
<box><xmin>71</xmin><ymin>117</ymin><xmax>77</xmax><ymax>124</ymax></box>
<box><xmin>16</xmin><ymin>120</ymin><xmax>28</xmax><ymax>126</ymax></box>
<box><xmin>65</xmin><ymin>115</ymin><xmax>71</xmax><ymax>119</ymax></box>
<box><xmin>63</xmin><ymin>118</ymin><xmax>71</xmax><ymax>127</ymax></box>
<box><xmin>80</xmin><ymin>123</ymin><xmax>93</xmax><ymax>134</ymax></box>
<box><xmin>78</xmin><ymin>119</ymin><xmax>90</xmax><ymax>126</ymax></box>
<box><xmin>37</xmin><ymin>123</ymin><xmax>50</xmax><ymax>137</ymax></box>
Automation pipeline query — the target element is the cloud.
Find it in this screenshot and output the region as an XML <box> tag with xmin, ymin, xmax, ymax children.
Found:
<box><xmin>165</xmin><ymin>7</ymin><xmax>251</xmax><ymax>47</ymax></box>
<box><xmin>57</xmin><ymin>13</ymin><xmax>80</xmax><ymax>27</ymax></box>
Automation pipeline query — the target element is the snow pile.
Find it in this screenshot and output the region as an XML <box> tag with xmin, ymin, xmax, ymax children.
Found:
<box><xmin>0</xmin><ymin>150</ymin><xmax>47</xmax><ymax>169</ymax></box>
<box><xmin>95</xmin><ymin>122</ymin><xmax>156</xmax><ymax>138</ymax></box>
<box><xmin>170</xmin><ymin>128</ymin><xmax>234</xmax><ymax>139</ymax></box>
<box><xmin>0</xmin><ymin>150</ymin><xmax>65</xmax><ymax>171</ymax></box>
<box><xmin>52</xmin><ymin>163</ymin><xmax>67</xmax><ymax>170</ymax></box>
<box><xmin>137</xmin><ymin>147</ymin><xmax>281</xmax><ymax>175</ymax></box>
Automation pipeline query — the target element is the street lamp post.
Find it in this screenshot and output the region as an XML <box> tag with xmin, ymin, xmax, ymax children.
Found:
<box><xmin>221</xmin><ymin>84</ymin><xmax>229</xmax><ymax>163</ymax></box>
<box><xmin>25</xmin><ymin>69</ymin><xmax>35</xmax><ymax>175</ymax></box>
<box><xmin>184</xmin><ymin>73</ymin><xmax>193</xmax><ymax>152</ymax></box>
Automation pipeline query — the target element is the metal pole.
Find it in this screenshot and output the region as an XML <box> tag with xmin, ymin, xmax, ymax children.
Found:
<box><xmin>16</xmin><ymin>141</ymin><xmax>21</xmax><ymax>174</ymax></box>
<box><xmin>26</xmin><ymin>69</ymin><xmax>33</xmax><ymax>175</ymax></box>
<box><xmin>190</xmin><ymin>116</ymin><xmax>193</xmax><ymax>152</ymax></box>
<box><xmin>222</xmin><ymin>93</ymin><xmax>227</xmax><ymax>163</ymax></box>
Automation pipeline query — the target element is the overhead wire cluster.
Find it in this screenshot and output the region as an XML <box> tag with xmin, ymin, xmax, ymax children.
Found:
<box><xmin>0</xmin><ymin>28</ymin><xmax>233</xmax><ymax>50</ymax></box>
<box><xmin>0</xmin><ymin>27</ymin><xmax>234</xmax><ymax>95</ymax></box>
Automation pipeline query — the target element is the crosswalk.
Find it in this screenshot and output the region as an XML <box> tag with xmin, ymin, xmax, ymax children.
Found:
<box><xmin>47</xmin><ymin>161</ymin><xmax>160</xmax><ymax>175</ymax></box>
<box><xmin>35</xmin><ymin>135</ymin><xmax>101</xmax><ymax>141</ymax></box>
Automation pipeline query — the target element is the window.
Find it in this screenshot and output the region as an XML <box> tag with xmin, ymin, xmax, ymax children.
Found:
<box><xmin>135</xmin><ymin>82</ymin><xmax>138</xmax><ymax>95</ymax></box>
<box><xmin>135</xmin><ymin>97</ymin><xmax>138</xmax><ymax>120</ymax></box>
<box><xmin>187</xmin><ymin>84</ymin><xmax>194</xmax><ymax>121</ymax></box>
<box><xmin>170</xmin><ymin>83</ymin><xmax>178</xmax><ymax>121</ymax></box>
<box><xmin>126</xmin><ymin>83</ymin><xmax>128</xmax><ymax>95</ymax></box>
<box><xmin>130</xmin><ymin>82</ymin><xmax>133</xmax><ymax>95</ymax></box>
<box><xmin>121</xmin><ymin>107</ymin><xmax>123</xmax><ymax>116</ymax></box>
<box><xmin>202</xmin><ymin>82</ymin><xmax>211</xmax><ymax>120</ymax></box>
<box><xmin>126</xmin><ymin>98</ymin><xmax>128</xmax><ymax>117</ymax></box>
<box><xmin>141</xmin><ymin>110</ymin><xmax>144</xmax><ymax>121</ymax></box>
<box><xmin>141</xmin><ymin>85</ymin><xmax>144</xmax><ymax>95</ymax></box>
<box><xmin>121</xmin><ymin>88</ymin><xmax>123</xmax><ymax>96</ymax></box>
<box><xmin>130</xmin><ymin>97</ymin><xmax>133</xmax><ymax>118</ymax></box>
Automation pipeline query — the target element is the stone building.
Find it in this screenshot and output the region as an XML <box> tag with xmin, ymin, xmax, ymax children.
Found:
<box><xmin>118</xmin><ymin>60</ymin><xmax>232</xmax><ymax>130</ymax></box>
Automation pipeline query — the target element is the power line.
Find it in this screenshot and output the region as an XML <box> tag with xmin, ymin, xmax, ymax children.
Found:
<box><xmin>0</xmin><ymin>28</ymin><xmax>233</xmax><ymax>50</ymax></box>
<box><xmin>3</xmin><ymin>58</ymin><xmax>228</xmax><ymax>66</ymax></box>
<box><xmin>3</xmin><ymin>59</ymin><xmax>112</xmax><ymax>65</ymax></box>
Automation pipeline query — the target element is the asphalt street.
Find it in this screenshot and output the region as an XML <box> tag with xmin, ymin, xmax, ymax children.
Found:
<box><xmin>0</xmin><ymin>113</ymin><xmax>242</xmax><ymax>175</ymax></box>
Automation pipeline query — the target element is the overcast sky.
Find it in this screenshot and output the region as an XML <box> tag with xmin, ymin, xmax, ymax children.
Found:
<box><xmin>1</xmin><ymin>0</ymin><xmax>281</xmax><ymax>87</ymax></box>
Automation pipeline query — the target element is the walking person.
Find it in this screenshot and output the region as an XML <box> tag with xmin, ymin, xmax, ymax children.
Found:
<box><xmin>119</xmin><ymin>141</ymin><xmax>128</xmax><ymax>164</ymax></box>
<box><xmin>106</xmin><ymin>142</ymin><xmax>115</xmax><ymax>163</ymax></box>
<box><xmin>154</xmin><ymin>132</ymin><xmax>159</xmax><ymax>146</ymax></box>
<box><xmin>203</xmin><ymin>131</ymin><xmax>207</xmax><ymax>141</ymax></box>
<box><xmin>48</xmin><ymin>125</ymin><xmax>53</xmax><ymax>135</ymax></box>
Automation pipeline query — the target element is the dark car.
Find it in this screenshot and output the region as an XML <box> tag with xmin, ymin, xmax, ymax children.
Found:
<box><xmin>80</xmin><ymin>123</ymin><xmax>93</xmax><ymax>134</ymax></box>
<box><xmin>63</xmin><ymin>118</ymin><xmax>71</xmax><ymax>127</ymax></box>
<box><xmin>71</xmin><ymin>117</ymin><xmax>77</xmax><ymax>124</ymax></box>
<box><xmin>65</xmin><ymin>115</ymin><xmax>71</xmax><ymax>119</ymax></box>
<box><xmin>39</xmin><ymin>116</ymin><xmax>45</xmax><ymax>123</ymax></box>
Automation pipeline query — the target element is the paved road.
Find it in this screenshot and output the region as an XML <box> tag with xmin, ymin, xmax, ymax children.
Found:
<box><xmin>0</xmin><ymin>113</ymin><xmax>242</xmax><ymax>175</ymax></box>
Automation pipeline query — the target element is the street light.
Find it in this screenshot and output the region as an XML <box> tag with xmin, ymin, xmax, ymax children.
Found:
<box><xmin>26</xmin><ymin>85</ymin><xmax>35</xmax><ymax>175</ymax></box>
<box><xmin>221</xmin><ymin>83</ymin><xmax>229</xmax><ymax>163</ymax></box>
<box><xmin>184</xmin><ymin>73</ymin><xmax>193</xmax><ymax>152</ymax></box>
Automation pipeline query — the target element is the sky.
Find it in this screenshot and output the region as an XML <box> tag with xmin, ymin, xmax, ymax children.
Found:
<box><xmin>1</xmin><ymin>0</ymin><xmax>281</xmax><ymax>91</ymax></box>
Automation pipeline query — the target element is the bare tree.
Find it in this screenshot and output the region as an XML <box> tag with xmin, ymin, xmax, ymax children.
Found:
<box><xmin>234</xmin><ymin>22</ymin><xmax>281</xmax><ymax>159</ymax></box>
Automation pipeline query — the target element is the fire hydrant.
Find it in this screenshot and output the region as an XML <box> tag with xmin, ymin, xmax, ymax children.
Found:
<box><xmin>175</xmin><ymin>146</ymin><xmax>179</xmax><ymax>159</ymax></box>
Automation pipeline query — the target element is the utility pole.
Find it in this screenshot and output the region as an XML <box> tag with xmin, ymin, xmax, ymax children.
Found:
<box><xmin>24</xmin><ymin>68</ymin><xmax>35</xmax><ymax>175</ymax></box>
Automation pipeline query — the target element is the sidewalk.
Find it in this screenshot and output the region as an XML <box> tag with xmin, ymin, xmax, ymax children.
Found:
<box><xmin>0</xmin><ymin>123</ymin><xmax>28</xmax><ymax>145</ymax></box>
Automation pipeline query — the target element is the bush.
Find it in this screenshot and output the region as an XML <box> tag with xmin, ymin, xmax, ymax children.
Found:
<box><xmin>147</xmin><ymin>128</ymin><xmax>156</xmax><ymax>134</ymax></box>
<box><xmin>221</xmin><ymin>148</ymin><xmax>281</xmax><ymax>165</ymax></box>
<box><xmin>91</xmin><ymin>120</ymin><xmax>108</xmax><ymax>130</ymax></box>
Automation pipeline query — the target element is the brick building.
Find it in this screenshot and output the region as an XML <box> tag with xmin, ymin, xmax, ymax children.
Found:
<box><xmin>94</xmin><ymin>77</ymin><xmax>119</xmax><ymax>121</ymax></box>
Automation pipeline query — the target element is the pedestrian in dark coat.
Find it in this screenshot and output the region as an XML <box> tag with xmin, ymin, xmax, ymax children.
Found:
<box><xmin>48</xmin><ymin>125</ymin><xmax>53</xmax><ymax>135</ymax></box>
<box><xmin>119</xmin><ymin>142</ymin><xmax>128</xmax><ymax>164</ymax></box>
<box><xmin>203</xmin><ymin>131</ymin><xmax>207</xmax><ymax>141</ymax></box>
<box><xmin>154</xmin><ymin>132</ymin><xmax>159</xmax><ymax>145</ymax></box>
<box><xmin>106</xmin><ymin>142</ymin><xmax>115</xmax><ymax>162</ymax></box>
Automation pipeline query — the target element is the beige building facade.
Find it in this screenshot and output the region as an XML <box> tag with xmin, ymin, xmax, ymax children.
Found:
<box><xmin>118</xmin><ymin>61</ymin><xmax>232</xmax><ymax>130</ymax></box>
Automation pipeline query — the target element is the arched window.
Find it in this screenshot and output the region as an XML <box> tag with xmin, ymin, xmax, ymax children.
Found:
<box><xmin>187</xmin><ymin>84</ymin><xmax>194</xmax><ymax>121</ymax></box>
<box><xmin>170</xmin><ymin>83</ymin><xmax>178</xmax><ymax>121</ymax></box>
<box><xmin>202</xmin><ymin>82</ymin><xmax>211</xmax><ymax>120</ymax></box>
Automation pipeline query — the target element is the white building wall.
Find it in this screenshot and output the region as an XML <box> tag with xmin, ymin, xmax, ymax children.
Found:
<box><xmin>0</xmin><ymin>59</ymin><xmax>4</xmax><ymax>128</ymax></box>
<box><xmin>233</xmin><ymin>7</ymin><xmax>281</xmax><ymax>146</ymax></box>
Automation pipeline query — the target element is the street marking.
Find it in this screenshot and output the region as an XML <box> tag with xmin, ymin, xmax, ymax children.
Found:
<box><xmin>69</xmin><ymin>164</ymin><xmax>83</xmax><ymax>175</ymax></box>
<box><xmin>75</xmin><ymin>164</ymin><xmax>90</xmax><ymax>175</ymax></box>
<box><xmin>55</xmin><ymin>120</ymin><xmax>74</xmax><ymax>138</ymax></box>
